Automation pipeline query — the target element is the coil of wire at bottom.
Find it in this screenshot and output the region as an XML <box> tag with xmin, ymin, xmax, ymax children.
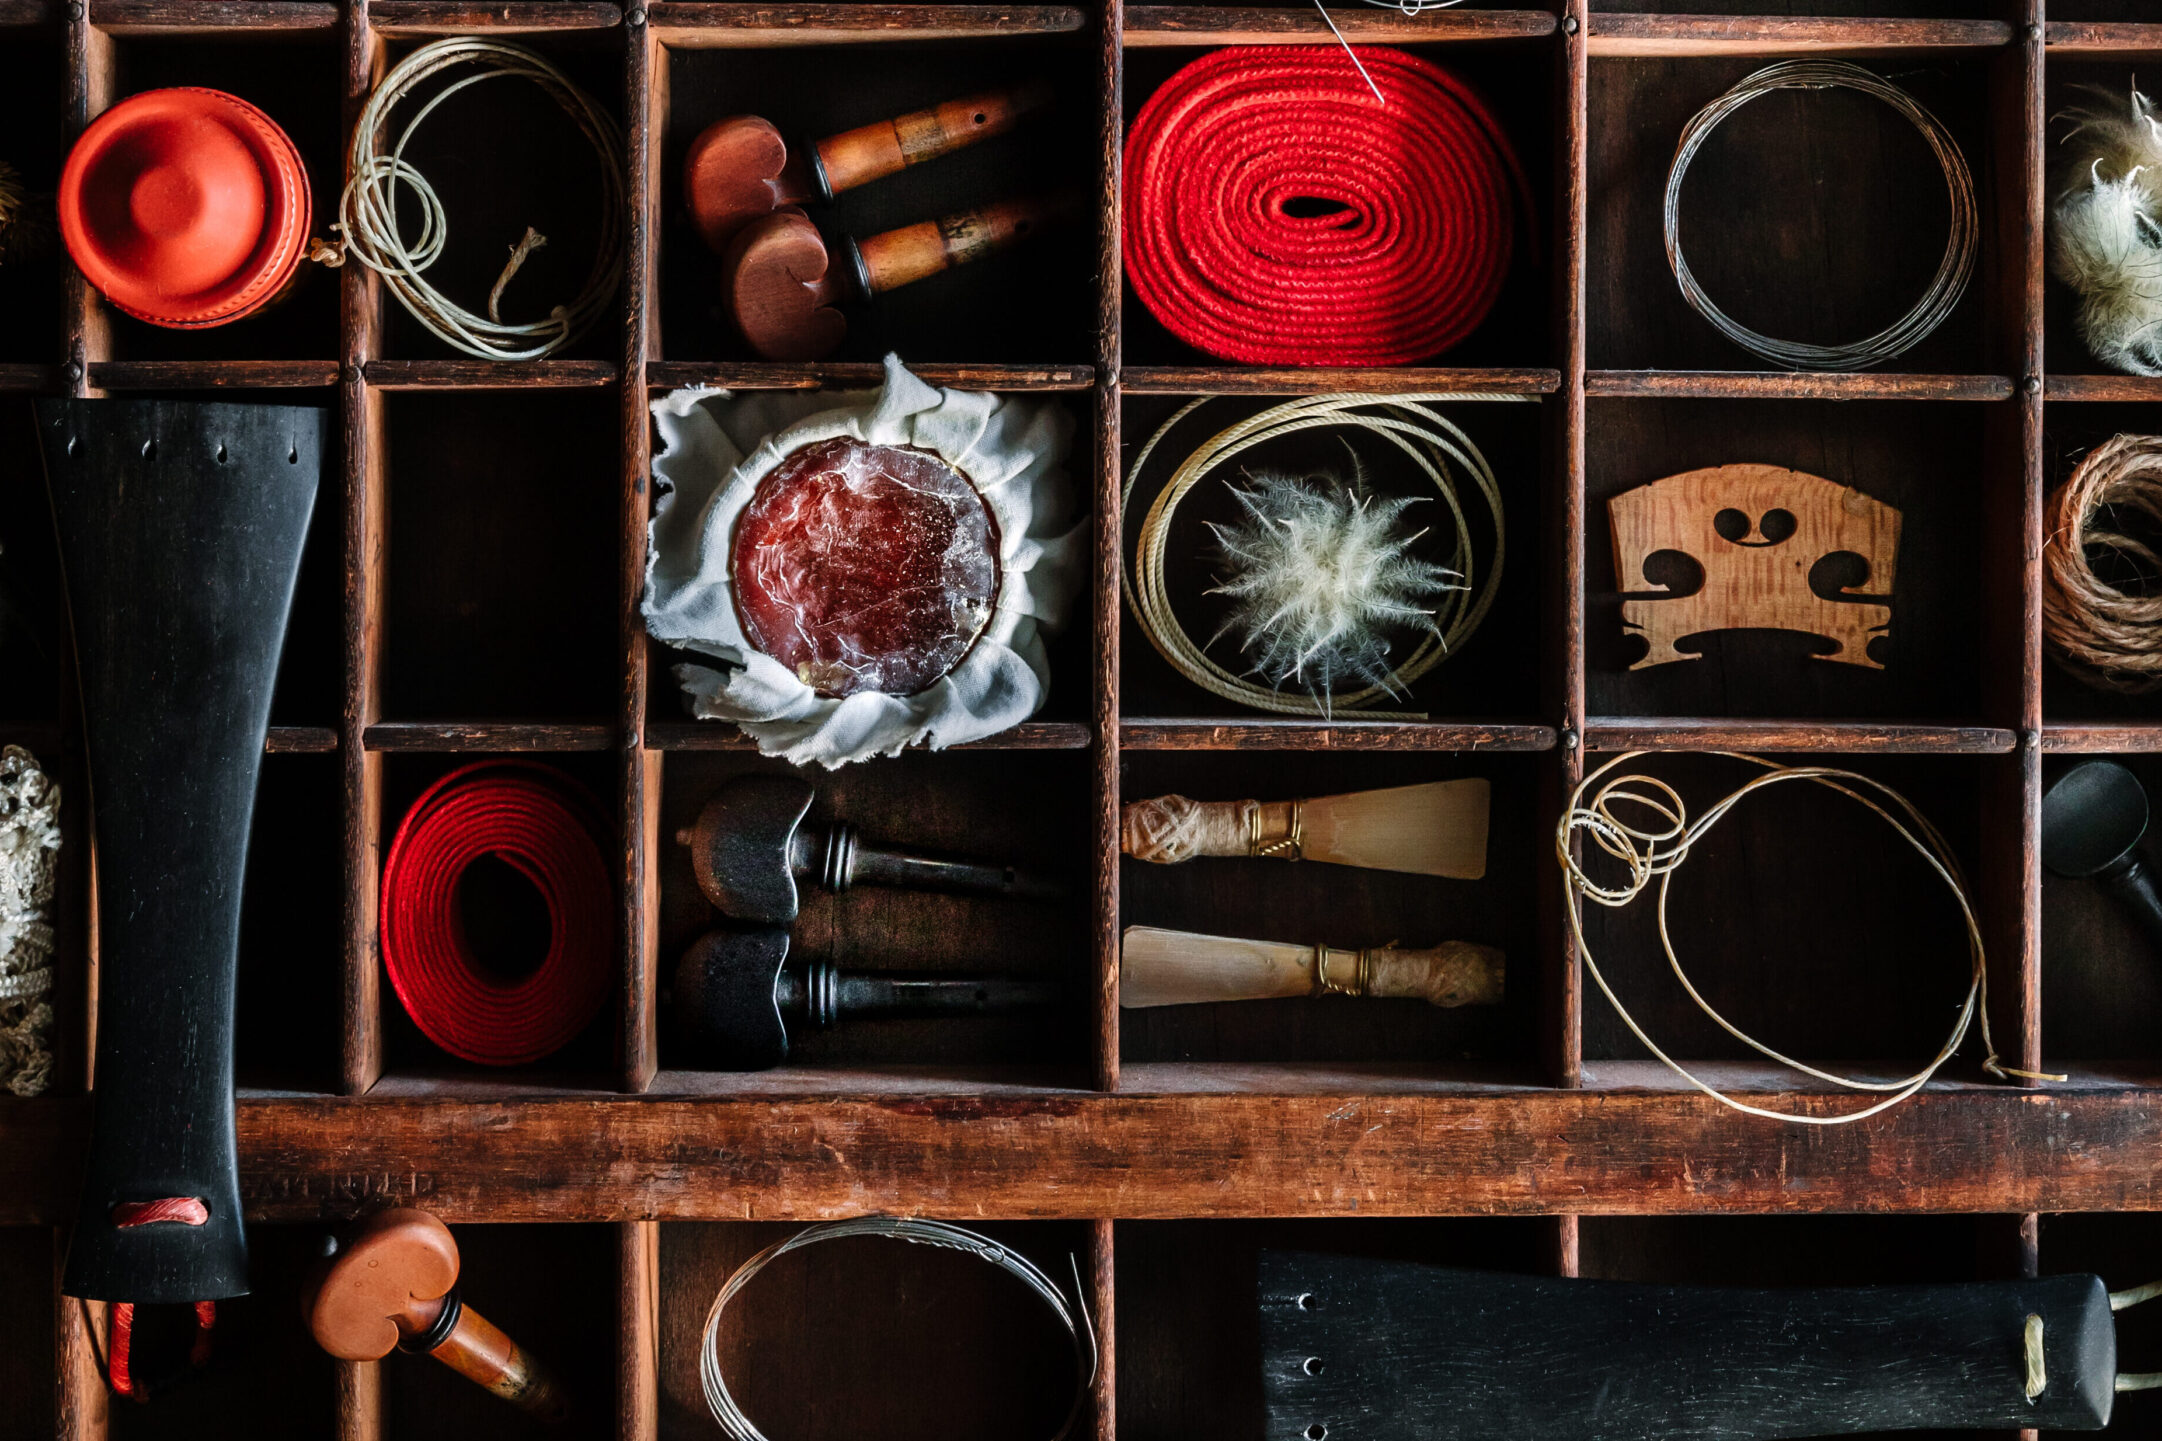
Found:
<box><xmin>699</xmin><ymin>1218</ymin><xmax>1098</xmax><ymax>1441</ymax></box>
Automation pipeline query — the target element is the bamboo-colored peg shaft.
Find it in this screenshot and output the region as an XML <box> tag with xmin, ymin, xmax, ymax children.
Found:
<box><xmin>857</xmin><ymin>193</ymin><xmax>1073</xmax><ymax>295</ymax></box>
<box><xmin>684</xmin><ymin>83</ymin><xmax>1054</xmax><ymax>255</ymax></box>
<box><xmin>814</xmin><ymin>81</ymin><xmax>1054</xmax><ymax>194</ymax></box>
<box><xmin>1119</xmin><ymin>925</ymin><xmax>1504</xmax><ymax>1010</ymax></box>
<box><xmin>424</xmin><ymin>1302</ymin><xmax>567</xmax><ymax>1421</ymax></box>
<box><xmin>724</xmin><ymin>192</ymin><xmax>1079</xmax><ymax>360</ymax></box>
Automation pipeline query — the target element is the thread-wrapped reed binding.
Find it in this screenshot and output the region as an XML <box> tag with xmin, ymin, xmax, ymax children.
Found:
<box><xmin>1123</xmin><ymin>46</ymin><xmax>1526</xmax><ymax>366</ymax></box>
<box><xmin>2044</xmin><ymin>433</ymin><xmax>2162</xmax><ymax>694</ymax></box>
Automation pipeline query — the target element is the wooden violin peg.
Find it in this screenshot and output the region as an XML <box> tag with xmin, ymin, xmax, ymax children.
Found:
<box><xmin>684</xmin><ymin>81</ymin><xmax>1055</xmax><ymax>253</ymax></box>
<box><xmin>302</xmin><ymin>1208</ymin><xmax>569</xmax><ymax>1425</ymax></box>
<box><xmin>722</xmin><ymin>192</ymin><xmax>1078</xmax><ymax>361</ymax></box>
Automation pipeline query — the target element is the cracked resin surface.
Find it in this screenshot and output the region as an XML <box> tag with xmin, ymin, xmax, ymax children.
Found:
<box><xmin>732</xmin><ymin>438</ymin><xmax>1002</xmax><ymax>697</ymax></box>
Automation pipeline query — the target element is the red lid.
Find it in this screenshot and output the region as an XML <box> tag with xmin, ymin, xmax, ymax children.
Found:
<box><xmin>59</xmin><ymin>88</ymin><xmax>312</xmax><ymax>329</ymax></box>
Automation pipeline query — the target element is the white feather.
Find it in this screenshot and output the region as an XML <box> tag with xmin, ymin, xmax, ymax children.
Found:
<box><xmin>2053</xmin><ymin>82</ymin><xmax>2162</xmax><ymax>375</ymax></box>
<box><xmin>1203</xmin><ymin>463</ymin><xmax>1464</xmax><ymax>711</ymax></box>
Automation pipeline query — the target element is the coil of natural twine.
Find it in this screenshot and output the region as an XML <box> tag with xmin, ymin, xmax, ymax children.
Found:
<box><xmin>2045</xmin><ymin>433</ymin><xmax>2162</xmax><ymax>694</ymax></box>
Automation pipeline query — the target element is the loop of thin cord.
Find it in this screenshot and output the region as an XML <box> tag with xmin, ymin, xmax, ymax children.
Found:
<box><xmin>1557</xmin><ymin>750</ymin><xmax>2056</xmax><ymax>1126</ymax></box>
<box><xmin>700</xmin><ymin>1218</ymin><xmax>1098</xmax><ymax>1441</ymax></box>
<box><xmin>1123</xmin><ymin>46</ymin><xmax>1524</xmax><ymax>366</ymax></box>
<box><xmin>381</xmin><ymin>761</ymin><xmax>613</xmax><ymax>1066</ymax></box>
<box><xmin>1123</xmin><ymin>393</ymin><xmax>1523</xmax><ymax>718</ymax></box>
<box><xmin>106</xmin><ymin>1199</ymin><xmax>214</xmax><ymax>1400</ymax></box>
<box><xmin>335</xmin><ymin>37</ymin><xmax>624</xmax><ymax>361</ymax></box>
<box><xmin>2110</xmin><ymin>1281</ymin><xmax>2162</xmax><ymax>1392</ymax></box>
<box><xmin>1663</xmin><ymin>60</ymin><xmax>1976</xmax><ymax>371</ymax></box>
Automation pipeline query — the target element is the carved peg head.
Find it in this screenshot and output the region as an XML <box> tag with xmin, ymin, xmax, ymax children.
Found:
<box><xmin>302</xmin><ymin>1208</ymin><xmax>461</xmax><ymax>1362</ymax></box>
<box><xmin>670</xmin><ymin>927</ymin><xmax>794</xmax><ymax>1070</ymax></box>
<box><xmin>684</xmin><ymin>115</ymin><xmax>821</xmax><ymax>255</ymax></box>
<box><xmin>677</xmin><ymin>774</ymin><xmax>818</xmax><ymax>924</ymax></box>
<box><xmin>720</xmin><ymin>208</ymin><xmax>854</xmax><ymax>361</ymax></box>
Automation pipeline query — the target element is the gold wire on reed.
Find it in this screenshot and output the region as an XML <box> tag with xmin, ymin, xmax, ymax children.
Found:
<box><xmin>1557</xmin><ymin>751</ymin><xmax>2060</xmax><ymax>1126</ymax></box>
<box><xmin>2044</xmin><ymin>433</ymin><xmax>2162</xmax><ymax>694</ymax></box>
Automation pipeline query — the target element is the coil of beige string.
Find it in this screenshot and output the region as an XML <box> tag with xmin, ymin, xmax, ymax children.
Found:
<box><xmin>323</xmin><ymin>37</ymin><xmax>625</xmax><ymax>361</ymax></box>
<box><xmin>1557</xmin><ymin>751</ymin><xmax>2060</xmax><ymax>1125</ymax></box>
<box><xmin>2044</xmin><ymin>433</ymin><xmax>2162</xmax><ymax>694</ymax></box>
<box><xmin>1123</xmin><ymin>393</ymin><xmax>1520</xmax><ymax>719</ymax></box>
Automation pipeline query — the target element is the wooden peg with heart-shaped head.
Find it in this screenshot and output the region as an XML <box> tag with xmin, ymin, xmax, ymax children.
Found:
<box><xmin>684</xmin><ymin>80</ymin><xmax>1055</xmax><ymax>253</ymax></box>
<box><xmin>722</xmin><ymin>191</ymin><xmax>1081</xmax><ymax>361</ymax></box>
<box><xmin>302</xmin><ymin>1208</ymin><xmax>569</xmax><ymax>1424</ymax></box>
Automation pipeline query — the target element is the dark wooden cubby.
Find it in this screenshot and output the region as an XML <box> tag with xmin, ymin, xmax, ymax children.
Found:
<box><xmin>2</xmin><ymin>1</ymin><xmax>2162</xmax><ymax>1439</ymax></box>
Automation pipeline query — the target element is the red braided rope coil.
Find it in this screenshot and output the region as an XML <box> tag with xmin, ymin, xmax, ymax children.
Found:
<box><xmin>106</xmin><ymin>1199</ymin><xmax>215</xmax><ymax>1399</ymax></box>
<box><xmin>381</xmin><ymin>761</ymin><xmax>613</xmax><ymax>1066</ymax></box>
<box><xmin>1123</xmin><ymin>46</ymin><xmax>1526</xmax><ymax>366</ymax></box>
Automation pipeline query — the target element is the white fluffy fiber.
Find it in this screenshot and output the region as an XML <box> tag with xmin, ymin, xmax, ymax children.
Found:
<box><xmin>1206</xmin><ymin>465</ymin><xmax>1463</xmax><ymax>707</ymax></box>
<box><xmin>2053</xmin><ymin>82</ymin><xmax>2162</xmax><ymax>376</ymax></box>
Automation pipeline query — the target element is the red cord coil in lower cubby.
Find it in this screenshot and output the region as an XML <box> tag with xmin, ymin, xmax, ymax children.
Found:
<box><xmin>381</xmin><ymin>761</ymin><xmax>612</xmax><ymax>1066</ymax></box>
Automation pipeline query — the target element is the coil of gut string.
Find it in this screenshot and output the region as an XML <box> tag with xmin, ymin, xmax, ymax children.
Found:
<box><xmin>333</xmin><ymin>37</ymin><xmax>625</xmax><ymax>360</ymax></box>
<box><xmin>1124</xmin><ymin>393</ymin><xmax>1516</xmax><ymax>719</ymax></box>
<box><xmin>1558</xmin><ymin>752</ymin><xmax>2058</xmax><ymax>1125</ymax></box>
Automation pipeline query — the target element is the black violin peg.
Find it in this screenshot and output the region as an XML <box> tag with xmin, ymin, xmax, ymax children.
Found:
<box><xmin>2043</xmin><ymin>760</ymin><xmax>2162</xmax><ymax>953</ymax></box>
<box><xmin>668</xmin><ymin>928</ymin><xmax>1066</xmax><ymax>1070</ymax></box>
<box><xmin>675</xmin><ymin>774</ymin><xmax>1063</xmax><ymax>925</ymax></box>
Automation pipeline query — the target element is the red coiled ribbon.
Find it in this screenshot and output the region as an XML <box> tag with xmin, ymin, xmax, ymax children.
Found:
<box><xmin>381</xmin><ymin>761</ymin><xmax>612</xmax><ymax>1066</ymax></box>
<box><xmin>1123</xmin><ymin>46</ymin><xmax>1527</xmax><ymax>366</ymax></box>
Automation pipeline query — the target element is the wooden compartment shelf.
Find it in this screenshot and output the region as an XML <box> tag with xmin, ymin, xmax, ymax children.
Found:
<box><xmin>5</xmin><ymin>1</ymin><xmax>2162</xmax><ymax>1439</ymax></box>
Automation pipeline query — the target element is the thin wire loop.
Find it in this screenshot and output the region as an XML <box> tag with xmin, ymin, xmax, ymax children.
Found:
<box><xmin>335</xmin><ymin>37</ymin><xmax>625</xmax><ymax>361</ymax></box>
<box><xmin>1664</xmin><ymin>60</ymin><xmax>1977</xmax><ymax>371</ymax></box>
<box><xmin>699</xmin><ymin>1218</ymin><xmax>1099</xmax><ymax>1441</ymax></box>
<box><xmin>1122</xmin><ymin>393</ymin><xmax>1525</xmax><ymax>719</ymax></box>
<box><xmin>1557</xmin><ymin>750</ymin><xmax>2055</xmax><ymax>1126</ymax></box>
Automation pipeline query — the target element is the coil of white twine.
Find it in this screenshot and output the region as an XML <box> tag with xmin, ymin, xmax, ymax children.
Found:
<box><xmin>1557</xmin><ymin>750</ymin><xmax>2057</xmax><ymax>1125</ymax></box>
<box><xmin>333</xmin><ymin>37</ymin><xmax>625</xmax><ymax>361</ymax></box>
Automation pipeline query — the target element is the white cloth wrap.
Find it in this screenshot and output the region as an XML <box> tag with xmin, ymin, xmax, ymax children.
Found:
<box><xmin>645</xmin><ymin>355</ymin><xmax>1087</xmax><ymax>767</ymax></box>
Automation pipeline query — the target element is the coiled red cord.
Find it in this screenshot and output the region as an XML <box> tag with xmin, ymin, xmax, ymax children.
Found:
<box><xmin>381</xmin><ymin>761</ymin><xmax>612</xmax><ymax>1066</ymax></box>
<box><xmin>1123</xmin><ymin>46</ymin><xmax>1527</xmax><ymax>366</ymax></box>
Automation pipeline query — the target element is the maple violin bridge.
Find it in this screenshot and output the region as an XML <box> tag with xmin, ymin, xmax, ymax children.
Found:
<box><xmin>1608</xmin><ymin>463</ymin><xmax>1901</xmax><ymax>670</ymax></box>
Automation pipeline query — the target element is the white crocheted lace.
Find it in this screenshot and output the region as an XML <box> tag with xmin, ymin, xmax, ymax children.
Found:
<box><xmin>0</xmin><ymin>745</ymin><xmax>59</xmax><ymax>1097</ymax></box>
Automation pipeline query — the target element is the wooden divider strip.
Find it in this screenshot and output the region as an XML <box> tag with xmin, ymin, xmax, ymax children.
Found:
<box><xmin>619</xmin><ymin>7</ymin><xmax>658</xmax><ymax>1095</ymax></box>
<box><xmin>340</xmin><ymin>1</ymin><xmax>387</xmax><ymax>1102</ymax></box>
<box><xmin>1093</xmin><ymin>0</ymin><xmax>1122</xmax><ymax>1096</ymax></box>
